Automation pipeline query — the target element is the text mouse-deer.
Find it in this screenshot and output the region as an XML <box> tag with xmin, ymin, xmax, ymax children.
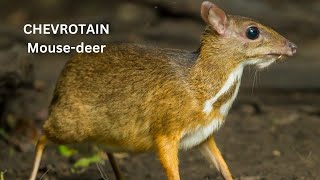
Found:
<box><xmin>29</xmin><ymin>1</ymin><xmax>297</xmax><ymax>180</ymax></box>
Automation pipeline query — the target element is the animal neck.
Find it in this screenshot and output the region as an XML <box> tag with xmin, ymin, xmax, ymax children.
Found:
<box><xmin>190</xmin><ymin>33</ymin><xmax>245</xmax><ymax>113</ymax></box>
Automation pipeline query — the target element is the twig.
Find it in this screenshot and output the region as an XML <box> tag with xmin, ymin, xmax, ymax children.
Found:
<box><xmin>96</xmin><ymin>163</ymin><xmax>108</xmax><ymax>180</ymax></box>
<box><xmin>39</xmin><ymin>169</ymin><xmax>50</xmax><ymax>180</ymax></box>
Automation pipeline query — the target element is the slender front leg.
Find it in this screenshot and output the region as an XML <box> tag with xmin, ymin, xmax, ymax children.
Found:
<box><xmin>155</xmin><ymin>135</ymin><xmax>180</xmax><ymax>180</ymax></box>
<box><xmin>199</xmin><ymin>136</ymin><xmax>233</xmax><ymax>180</ymax></box>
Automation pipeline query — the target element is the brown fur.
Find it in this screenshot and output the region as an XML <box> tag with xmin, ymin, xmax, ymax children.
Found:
<box><xmin>44</xmin><ymin>18</ymin><xmax>288</xmax><ymax>149</ymax></box>
<box><xmin>44</xmin><ymin>44</ymin><xmax>203</xmax><ymax>152</ymax></box>
<box><xmin>33</xmin><ymin>2</ymin><xmax>296</xmax><ymax>180</ymax></box>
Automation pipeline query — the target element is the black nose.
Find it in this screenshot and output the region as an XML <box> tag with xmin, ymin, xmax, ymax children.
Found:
<box><xmin>288</xmin><ymin>41</ymin><xmax>297</xmax><ymax>54</ymax></box>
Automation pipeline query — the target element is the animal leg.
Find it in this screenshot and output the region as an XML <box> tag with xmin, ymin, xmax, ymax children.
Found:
<box><xmin>107</xmin><ymin>152</ymin><xmax>124</xmax><ymax>180</ymax></box>
<box><xmin>155</xmin><ymin>135</ymin><xmax>180</xmax><ymax>180</ymax></box>
<box><xmin>199</xmin><ymin>136</ymin><xmax>233</xmax><ymax>180</ymax></box>
<box><xmin>29</xmin><ymin>135</ymin><xmax>47</xmax><ymax>180</ymax></box>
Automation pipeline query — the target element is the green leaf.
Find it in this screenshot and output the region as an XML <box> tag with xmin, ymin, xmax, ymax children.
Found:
<box><xmin>73</xmin><ymin>154</ymin><xmax>103</xmax><ymax>168</ymax></box>
<box><xmin>57</xmin><ymin>145</ymin><xmax>77</xmax><ymax>157</ymax></box>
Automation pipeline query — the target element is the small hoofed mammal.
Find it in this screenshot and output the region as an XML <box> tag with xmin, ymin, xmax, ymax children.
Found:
<box><xmin>29</xmin><ymin>1</ymin><xmax>297</xmax><ymax>180</ymax></box>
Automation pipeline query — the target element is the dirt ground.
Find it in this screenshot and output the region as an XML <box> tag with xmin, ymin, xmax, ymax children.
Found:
<box><xmin>0</xmin><ymin>90</ymin><xmax>319</xmax><ymax>180</ymax></box>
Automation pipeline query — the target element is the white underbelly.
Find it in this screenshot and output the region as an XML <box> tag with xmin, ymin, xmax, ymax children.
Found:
<box><xmin>179</xmin><ymin>119</ymin><xmax>224</xmax><ymax>150</ymax></box>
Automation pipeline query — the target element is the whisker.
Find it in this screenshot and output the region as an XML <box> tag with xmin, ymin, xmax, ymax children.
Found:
<box><xmin>252</xmin><ymin>68</ymin><xmax>258</xmax><ymax>95</ymax></box>
<box><xmin>257</xmin><ymin>70</ymin><xmax>261</xmax><ymax>87</ymax></box>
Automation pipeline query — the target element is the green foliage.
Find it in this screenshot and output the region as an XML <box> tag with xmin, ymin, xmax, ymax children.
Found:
<box><xmin>57</xmin><ymin>145</ymin><xmax>78</xmax><ymax>157</ymax></box>
<box><xmin>73</xmin><ymin>154</ymin><xmax>104</xmax><ymax>168</ymax></box>
<box><xmin>56</xmin><ymin>145</ymin><xmax>105</xmax><ymax>173</ymax></box>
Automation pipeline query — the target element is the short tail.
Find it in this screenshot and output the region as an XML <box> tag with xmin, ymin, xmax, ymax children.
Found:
<box><xmin>29</xmin><ymin>135</ymin><xmax>47</xmax><ymax>180</ymax></box>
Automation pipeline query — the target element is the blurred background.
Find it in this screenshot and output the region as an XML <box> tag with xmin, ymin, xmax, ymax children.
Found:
<box><xmin>0</xmin><ymin>0</ymin><xmax>319</xmax><ymax>179</ymax></box>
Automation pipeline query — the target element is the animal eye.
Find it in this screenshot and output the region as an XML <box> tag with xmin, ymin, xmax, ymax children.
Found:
<box><xmin>246</xmin><ymin>26</ymin><xmax>260</xmax><ymax>40</ymax></box>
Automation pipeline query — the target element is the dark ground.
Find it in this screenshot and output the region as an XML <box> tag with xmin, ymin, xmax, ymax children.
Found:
<box><xmin>0</xmin><ymin>0</ymin><xmax>319</xmax><ymax>180</ymax></box>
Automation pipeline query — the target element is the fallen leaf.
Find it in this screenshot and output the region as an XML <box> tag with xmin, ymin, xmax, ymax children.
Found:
<box><xmin>73</xmin><ymin>154</ymin><xmax>104</xmax><ymax>168</ymax></box>
<box><xmin>57</xmin><ymin>145</ymin><xmax>77</xmax><ymax>157</ymax></box>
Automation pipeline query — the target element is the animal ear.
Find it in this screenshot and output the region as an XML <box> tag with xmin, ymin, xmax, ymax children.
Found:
<box><xmin>201</xmin><ymin>1</ymin><xmax>227</xmax><ymax>35</ymax></box>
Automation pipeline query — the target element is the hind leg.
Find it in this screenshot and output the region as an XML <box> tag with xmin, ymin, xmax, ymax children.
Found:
<box><xmin>29</xmin><ymin>135</ymin><xmax>47</xmax><ymax>180</ymax></box>
<box><xmin>107</xmin><ymin>152</ymin><xmax>124</xmax><ymax>180</ymax></box>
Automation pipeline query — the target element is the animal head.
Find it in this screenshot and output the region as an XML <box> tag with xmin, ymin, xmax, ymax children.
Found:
<box><xmin>200</xmin><ymin>1</ymin><xmax>297</xmax><ymax>68</ymax></box>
